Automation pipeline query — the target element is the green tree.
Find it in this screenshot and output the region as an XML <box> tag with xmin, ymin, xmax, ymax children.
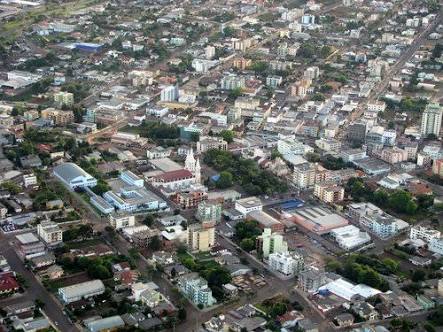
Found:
<box><xmin>148</xmin><ymin>235</ymin><xmax>162</xmax><ymax>251</ymax></box>
<box><xmin>240</xmin><ymin>238</ymin><xmax>256</xmax><ymax>252</ymax></box>
<box><xmin>216</xmin><ymin>171</ymin><xmax>233</xmax><ymax>189</ymax></box>
<box><xmin>220</xmin><ymin>130</ymin><xmax>234</xmax><ymax>144</ymax></box>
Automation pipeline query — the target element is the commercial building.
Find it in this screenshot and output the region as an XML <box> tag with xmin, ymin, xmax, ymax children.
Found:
<box><xmin>291</xmin><ymin>207</ymin><xmax>348</xmax><ymax>235</ymax></box>
<box><xmin>330</xmin><ymin>225</ymin><xmax>371</xmax><ymax>250</ymax></box>
<box><xmin>178</xmin><ymin>272</ymin><xmax>217</xmax><ymax>307</ymax></box>
<box><xmin>16</xmin><ymin>233</ymin><xmax>45</xmax><ymax>256</ymax></box>
<box><xmin>58</xmin><ymin>279</ymin><xmax>105</xmax><ymax>304</ymax></box>
<box><xmin>104</xmin><ymin>176</ymin><xmax>167</xmax><ymax>213</ymax></box>
<box><xmin>248</xmin><ymin>210</ymin><xmax>284</xmax><ymax>233</ymax></box>
<box><xmin>37</xmin><ymin>221</ymin><xmax>63</xmax><ymax>245</ymax></box>
<box><xmin>256</xmin><ymin>228</ymin><xmax>288</xmax><ymax>258</ymax></box>
<box><xmin>314</xmin><ymin>183</ymin><xmax>344</xmax><ymax>203</ymax></box>
<box><xmin>53</xmin><ymin>163</ymin><xmax>97</xmax><ymax>190</ymax></box>
<box><xmin>187</xmin><ymin>221</ymin><xmax>215</xmax><ymax>252</ymax></box>
<box><xmin>235</xmin><ymin>196</ymin><xmax>262</xmax><ymax>216</ymax></box>
<box><xmin>421</xmin><ymin>103</ymin><xmax>442</xmax><ymax>138</ymax></box>
<box><xmin>268</xmin><ymin>252</ymin><xmax>304</xmax><ymax>276</ymax></box>
<box><xmin>319</xmin><ymin>278</ymin><xmax>381</xmax><ymax>301</ymax></box>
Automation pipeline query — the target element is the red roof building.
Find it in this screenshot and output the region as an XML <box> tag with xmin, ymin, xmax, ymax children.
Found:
<box><xmin>0</xmin><ymin>272</ymin><xmax>19</xmax><ymax>294</ymax></box>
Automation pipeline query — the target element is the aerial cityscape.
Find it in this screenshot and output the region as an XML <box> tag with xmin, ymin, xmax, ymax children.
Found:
<box><xmin>0</xmin><ymin>0</ymin><xmax>442</xmax><ymax>331</ymax></box>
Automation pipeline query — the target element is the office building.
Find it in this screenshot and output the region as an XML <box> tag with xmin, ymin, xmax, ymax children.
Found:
<box><xmin>235</xmin><ymin>196</ymin><xmax>262</xmax><ymax>216</ymax></box>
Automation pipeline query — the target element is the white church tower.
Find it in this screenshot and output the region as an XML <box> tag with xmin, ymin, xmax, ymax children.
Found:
<box><xmin>185</xmin><ymin>149</ymin><xmax>201</xmax><ymax>184</ymax></box>
<box><xmin>185</xmin><ymin>149</ymin><xmax>196</xmax><ymax>173</ymax></box>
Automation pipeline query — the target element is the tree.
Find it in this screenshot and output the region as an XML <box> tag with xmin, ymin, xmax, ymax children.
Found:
<box><xmin>216</xmin><ymin>171</ymin><xmax>233</xmax><ymax>189</ymax></box>
<box><xmin>411</xmin><ymin>269</ymin><xmax>426</xmax><ymax>282</ymax></box>
<box><xmin>240</xmin><ymin>238</ymin><xmax>255</xmax><ymax>252</ymax></box>
<box><xmin>229</xmin><ymin>87</ymin><xmax>243</xmax><ymax>99</ymax></box>
<box><xmin>178</xmin><ymin>307</ymin><xmax>187</xmax><ymax>321</ymax></box>
<box><xmin>148</xmin><ymin>235</ymin><xmax>162</xmax><ymax>251</ymax></box>
<box><xmin>143</xmin><ymin>214</ymin><xmax>155</xmax><ymax>227</ymax></box>
<box><xmin>311</xmin><ymin>93</ymin><xmax>325</xmax><ymax>101</ymax></box>
<box><xmin>220</xmin><ymin>130</ymin><xmax>234</xmax><ymax>144</ymax></box>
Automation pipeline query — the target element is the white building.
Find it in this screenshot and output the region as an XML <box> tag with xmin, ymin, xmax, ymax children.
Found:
<box><xmin>421</xmin><ymin>103</ymin><xmax>442</xmax><ymax>138</ymax></box>
<box><xmin>120</xmin><ymin>170</ymin><xmax>144</xmax><ymax>187</ymax></box>
<box><xmin>58</xmin><ymin>280</ymin><xmax>105</xmax><ymax>303</ymax></box>
<box><xmin>330</xmin><ymin>225</ymin><xmax>371</xmax><ymax>250</ymax></box>
<box><xmin>235</xmin><ymin>196</ymin><xmax>262</xmax><ymax>216</ymax></box>
<box><xmin>109</xmin><ymin>214</ymin><xmax>136</xmax><ymax>230</ymax></box>
<box><xmin>23</xmin><ymin>173</ymin><xmax>37</xmax><ymax>188</ymax></box>
<box><xmin>410</xmin><ymin>226</ymin><xmax>441</xmax><ymax>243</ymax></box>
<box><xmin>53</xmin><ymin>163</ymin><xmax>97</xmax><ymax>190</ymax></box>
<box><xmin>429</xmin><ymin>237</ymin><xmax>443</xmax><ymax>256</ymax></box>
<box><xmin>37</xmin><ymin>221</ymin><xmax>63</xmax><ymax>245</ymax></box>
<box><xmin>160</xmin><ymin>85</ymin><xmax>179</xmax><ymax>102</ymax></box>
<box><xmin>268</xmin><ymin>252</ymin><xmax>304</xmax><ymax>276</ymax></box>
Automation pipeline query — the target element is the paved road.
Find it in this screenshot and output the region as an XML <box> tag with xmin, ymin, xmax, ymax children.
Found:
<box><xmin>0</xmin><ymin>240</ymin><xmax>78</xmax><ymax>332</ymax></box>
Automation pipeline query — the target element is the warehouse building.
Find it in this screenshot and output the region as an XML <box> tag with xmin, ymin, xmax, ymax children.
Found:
<box><xmin>58</xmin><ymin>280</ymin><xmax>105</xmax><ymax>304</ymax></box>
<box><xmin>53</xmin><ymin>163</ymin><xmax>97</xmax><ymax>190</ymax></box>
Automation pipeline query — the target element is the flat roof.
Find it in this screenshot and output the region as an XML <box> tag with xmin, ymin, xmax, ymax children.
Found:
<box><xmin>16</xmin><ymin>232</ymin><xmax>39</xmax><ymax>244</ymax></box>
<box><xmin>149</xmin><ymin>158</ymin><xmax>182</xmax><ymax>172</ymax></box>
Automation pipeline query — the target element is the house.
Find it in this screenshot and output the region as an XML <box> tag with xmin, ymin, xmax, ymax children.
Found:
<box><xmin>334</xmin><ymin>313</ymin><xmax>354</xmax><ymax>327</ymax></box>
<box><xmin>351</xmin><ymin>302</ymin><xmax>378</xmax><ymax>321</ymax></box>
<box><xmin>30</xmin><ymin>253</ymin><xmax>55</xmax><ymax>269</ymax></box>
<box><xmin>0</xmin><ymin>272</ymin><xmax>19</xmax><ymax>294</ymax></box>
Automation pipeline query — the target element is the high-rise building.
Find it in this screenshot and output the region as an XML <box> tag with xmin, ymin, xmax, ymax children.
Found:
<box><xmin>421</xmin><ymin>103</ymin><xmax>442</xmax><ymax>138</ymax></box>
<box><xmin>433</xmin><ymin>159</ymin><xmax>443</xmax><ymax>178</ymax></box>
<box><xmin>196</xmin><ymin>201</ymin><xmax>222</xmax><ymax>223</ymax></box>
<box><xmin>54</xmin><ymin>91</ymin><xmax>74</xmax><ymax>107</ymax></box>
<box><xmin>160</xmin><ymin>85</ymin><xmax>179</xmax><ymax>102</ymax></box>
<box><xmin>186</xmin><ymin>221</ymin><xmax>215</xmax><ymax>252</ymax></box>
<box><xmin>256</xmin><ymin>228</ymin><xmax>288</xmax><ymax>258</ymax></box>
<box><xmin>269</xmin><ymin>252</ymin><xmax>304</xmax><ymax>276</ymax></box>
<box><xmin>205</xmin><ymin>45</ymin><xmax>216</xmax><ymax>60</ymax></box>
